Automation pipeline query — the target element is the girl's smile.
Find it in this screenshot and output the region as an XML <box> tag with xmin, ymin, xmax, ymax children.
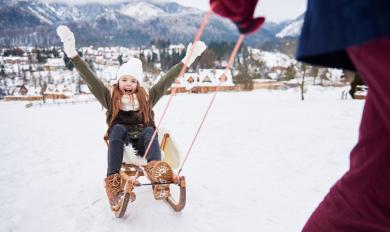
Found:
<box><xmin>119</xmin><ymin>76</ymin><xmax>138</xmax><ymax>94</ymax></box>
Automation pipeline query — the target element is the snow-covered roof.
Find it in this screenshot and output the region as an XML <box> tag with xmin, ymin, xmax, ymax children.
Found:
<box><xmin>3</xmin><ymin>56</ymin><xmax>28</xmax><ymax>61</ymax></box>
<box><xmin>169</xmin><ymin>44</ymin><xmax>185</xmax><ymax>51</ymax></box>
<box><xmin>268</xmin><ymin>72</ymin><xmax>280</xmax><ymax>80</ymax></box>
<box><xmin>46</xmin><ymin>58</ymin><xmax>64</xmax><ymax>67</ymax></box>
<box><xmin>180</xmin><ymin>69</ymin><xmax>234</xmax><ymax>89</ymax></box>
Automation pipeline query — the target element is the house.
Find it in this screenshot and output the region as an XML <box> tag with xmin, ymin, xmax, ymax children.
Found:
<box><xmin>18</xmin><ymin>85</ymin><xmax>28</xmax><ymax>95</ymax></box>
<box><xmin>3</xmin><ymin>56</ymin><xmax>28</xmax><ymax>65</ymax></box>
<box><xmin>46</xmin><ymin>58</ymin><xmax>65</xmax><ymax>70</ymax></box>
<box><xmin>172</xmin><ymin>68</ymin><xmax>237</xmax><ymax>93</ymax></box>
<box><xmin>95</xmin><ymin>56</ymin><xmax>105</xmax><ymax>64</ymax></box>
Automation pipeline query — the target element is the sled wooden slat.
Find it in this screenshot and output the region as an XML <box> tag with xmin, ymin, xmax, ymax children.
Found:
<box><xmin>113</xmin><ymin>174</ymin><xmax>136</xmax><ymax>218</ymax></box>
<box><xmin>111</xmin><ymin>163</ymin><xmax>186</xmax><ymax>217</ymax></box>
<box><xmin>166</xmin><ymin>176</ymin><xmax>186</xmax><ymax>212</ymax></box>
<box><xmin>114</xmin><ymin>192</ymin><xmax>130</xmax><ymax>218</ymax></box>
<box><xmin>106</xmin><ymin>132</ymin><xmax>186</xmax><ymax>218</ymax></box>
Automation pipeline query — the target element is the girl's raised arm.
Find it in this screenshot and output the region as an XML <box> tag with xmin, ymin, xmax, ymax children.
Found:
<box><xmin>57</xmin><ymin>25</ymin><xmax>111</xmax><ymax>109</ymax></box>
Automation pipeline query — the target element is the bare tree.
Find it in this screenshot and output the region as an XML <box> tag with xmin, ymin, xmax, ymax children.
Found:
<box><xmin>310</xmin><ymin>66</ymin><xmax>319</xmax><ymax>85</ymax></box>
<box><xmin>296</xmin><ymin>63</ymin><xmax>307</xmax><ymax>101</ymax></box>
<box><xmin>320</xmin><ymin>69</ymin><xmax>329</xmax><ymax>86</ymax></box>
<box><xmin>40</xmin><ymin>79</ymin><xmax>47</xmax><ymax>103</ymax></box>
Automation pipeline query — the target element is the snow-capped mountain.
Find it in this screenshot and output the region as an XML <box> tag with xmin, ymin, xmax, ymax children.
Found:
<box><xmin>118</xmin><ymin>1</ymin><xmax>199</xmax><ymax>22</ymax></box>
<box><xmin>276</xmin><ymin>14</ymin><xmax>304</xmax><ymax>38</ymax></box>
<box><xmin>0</xmin><ymin>0</ymin><xmax>296</xmax><ymax>47</ymax></box>
<box><xmin>120</xmin><ymin>2</ymin><xmax>166</xmax><ymax>22</ymax></box>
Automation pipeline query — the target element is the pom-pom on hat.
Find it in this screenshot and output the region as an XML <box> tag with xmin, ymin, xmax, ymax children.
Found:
<box><xmin>116</xmin><ymin>57</ymin><xmax>144</xmax><ymax>84</ymax></box>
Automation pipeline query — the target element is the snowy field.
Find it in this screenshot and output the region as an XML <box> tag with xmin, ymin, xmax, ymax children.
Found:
<box><xmin>0</xmin><ymin>87</ymin><xmax>364</xmax><ymax>232</ymax></box>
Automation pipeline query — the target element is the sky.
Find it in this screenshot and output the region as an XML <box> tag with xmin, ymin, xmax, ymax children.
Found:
<box><xmin>41</xmin><ymin>0</ymin><xmax>307</xmax><ymax>22</ymax></box>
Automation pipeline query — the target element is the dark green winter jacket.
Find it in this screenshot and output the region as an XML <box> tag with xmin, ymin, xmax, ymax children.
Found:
<box><xmin>71</xmin><ymin>55</ymin><xmax>184</xmax><ymax>126</ymax></box>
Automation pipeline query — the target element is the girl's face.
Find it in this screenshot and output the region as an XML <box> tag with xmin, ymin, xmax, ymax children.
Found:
<box><xmin>119</xmin><ymin>76</ymin><xmax>138</xmax><ymax>94</ymax></box>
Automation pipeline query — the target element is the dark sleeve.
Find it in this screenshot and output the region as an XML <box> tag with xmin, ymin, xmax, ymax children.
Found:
<box><xmin>149</xmin><ymin>62</ymin><xmax>185</xmax><ymax>107</ymax></box>
<box><xmin>71</xmin><ymin>55</ymin><xmax>111</xmax><ymax>109</ymax></box>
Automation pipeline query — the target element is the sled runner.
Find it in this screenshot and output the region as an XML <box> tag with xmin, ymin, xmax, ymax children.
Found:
<box><xmin>109</xmin><ymin>131</ymin><xmax>186</xmax><ymax>218</ymax></box>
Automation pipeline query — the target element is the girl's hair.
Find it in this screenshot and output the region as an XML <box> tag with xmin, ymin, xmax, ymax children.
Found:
<box><xmin>108</xmin><ymin>83</ymin><xmax>152</xmax><ymax>127</ymax></box>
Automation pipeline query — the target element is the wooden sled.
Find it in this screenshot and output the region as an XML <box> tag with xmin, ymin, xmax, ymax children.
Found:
<box><xmin>111</xmin><ymin>132</ymin><xmax>186</xmax><ymax>218</ymax></box>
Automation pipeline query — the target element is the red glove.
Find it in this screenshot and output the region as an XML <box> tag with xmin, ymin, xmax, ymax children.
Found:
<box><xmin>210</xmin><ymin>0</ymin><xmax>265</xmax><ymax>34</ymax></box>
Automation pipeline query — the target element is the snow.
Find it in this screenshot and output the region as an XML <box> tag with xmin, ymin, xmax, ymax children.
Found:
<box><xmin>0</xmin><ymin>87</ymin><xmax>364</xmax><ymax>231</ymax></box>
<box><xmin>329</xmin><ymin>68</ymin><xmax>343</xmax><ymax>81</ymax></box>
<box><xmin>254</xmin><ymin>79</ymin><xmax>278</xmax><ymax>83</ymax></box>
<box><xmin>47</xmin><ymin>58</ymin><xmax>65</xmax><ymax>67</ymax></box>
<box><xmin>250</xmin><ymin>49</ymin><xmax>295</xmax><ymax>68</ymax></box>
<box><xmin>119</xmin><ymin>2</ymin><xmax>166</xmax><ymax>22</ymax></box>
<box><xmin>276</xmin><ymin>19</ymin><xmax>304</xmax><ymax>38</ymax></box>
<box><xmin>27</xmin><ymin>6</ymin><xmax>54</xmax><ymax>25</ymax></box>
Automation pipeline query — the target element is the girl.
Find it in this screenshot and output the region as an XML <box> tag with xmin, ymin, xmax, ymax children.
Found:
<box><xmin>56</xmin><ymin>25</ymin><xmax>206</xmax><ymax>208</ymax></box>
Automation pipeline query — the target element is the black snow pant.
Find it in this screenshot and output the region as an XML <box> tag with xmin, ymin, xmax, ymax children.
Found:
<box><xmin>107</xmin><ymin>124</ymin><xmax>162</xmax><ymax>176</ymax></box>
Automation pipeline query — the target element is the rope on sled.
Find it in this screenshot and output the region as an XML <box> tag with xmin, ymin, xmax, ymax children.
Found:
<box><xmin>142</xmin><ymin>1</ymin><xmax>246</xmax><ymax>176</ymax></box>
<box><xmin>178</xmin><ymin>34</ymin><xmax>245</xmax><ymax>175</ymax></box>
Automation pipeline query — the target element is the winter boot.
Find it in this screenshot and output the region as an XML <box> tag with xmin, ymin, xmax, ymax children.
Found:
<box><xmin>104</xmin><ymin>173</ymin><xmax>125</xmax><ymax>209</ymax></box>
<box><xmin>144</xmin><ymin>161</ymin><xmax>173</xmax><ymax>200</ymax></box>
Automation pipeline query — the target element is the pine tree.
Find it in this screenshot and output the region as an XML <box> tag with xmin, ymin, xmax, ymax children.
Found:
<box><xmin>51</xmin><ymin>47</ymin><xmax>60</xmax><ymax>58</ymax></box>
<box><xmin>118</xmin><ymin>54</ymin><xmax>123</xmax><ymax>65</ymax></box>
<box><xmin>0</xmin><ymin>64</ymin><xmax>5</xmax><ymax>78</ymax></box>
<box><xmin>63</xmin><ymin>54</ymin><xmax>74</xmax><ymax>71</ymax></box>
<box><xmin>233</xmin><ymin>59</ymin><xmax>254</xmax><ymax>91</ymax></box>
<box><xmin>284</xmin><ymin>64</ymin><xmax>296</xmax><ymax>81</ymax></box>
<box><xmin>86</xmin><ymin>58</ymin><xmax>95</xmax><ymax>72</ymax></box>
<box><xmin>151</xmin><ymin>39</ymin><xmax>170</xmax><ymax>50</ymax></box>
<box><xmin>198</xmin><ymin>48</ymin><xmax>215</xmax><ymax>69</ymax></box>
<box><xmin>36</xmin><ymin>49</ymin><xmax>46</xmax><ymax>63</ymax></box>
<box><xmin>349</xmin><ymin>73</ymin><xmax>365</xmax><ymax>99</ymax></box>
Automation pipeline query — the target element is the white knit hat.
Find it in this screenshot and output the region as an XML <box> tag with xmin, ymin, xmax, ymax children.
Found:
<box><xmin>116</xmin><ymin>57</ymin><xmax>144</xmax><ymax>84</ymax></box>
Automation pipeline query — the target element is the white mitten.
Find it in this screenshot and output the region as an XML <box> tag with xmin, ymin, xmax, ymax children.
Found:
<box><xmin>56</xmin><ymin>25</ymin><xmax>78</xmax><ymax>58</ymax></box>
<box><xmin>181</xmin><ymin>41</ymin><xmax>207</xmax><ymax>67</ymax></box>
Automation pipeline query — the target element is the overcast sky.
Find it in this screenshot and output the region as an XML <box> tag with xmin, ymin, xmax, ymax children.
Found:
<box><xmin>41</xmin><ymin>0</ymin><xmax>307</xmax><ymax>22</ymax></box>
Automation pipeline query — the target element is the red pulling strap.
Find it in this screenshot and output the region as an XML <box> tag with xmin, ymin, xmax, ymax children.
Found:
<box><xmin>142</xmin><ymin>5</ymin><xmax>216</xmax><ymax>160</ymax></box>
<box><xmin>178</xmin><ymin>34</ymin><xmax>245</xmax><ymax>175</ymax></box>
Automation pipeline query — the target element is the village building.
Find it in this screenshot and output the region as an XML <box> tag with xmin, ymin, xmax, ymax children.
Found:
<box><xmin>173</xmin><ymin>68</ymin><xmax>237</xmax><ymax>93</ymax></box>
<box><xmin>45</xmin><ymin>58</ymin><xmax>65</xmax><ymax>71</ymax></box>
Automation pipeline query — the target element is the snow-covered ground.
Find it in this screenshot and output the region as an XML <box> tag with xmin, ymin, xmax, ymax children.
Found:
<box><xmin>0</xmin><ymin>87</ymin><xmax>364</xmax><ymax>232</ymax></box>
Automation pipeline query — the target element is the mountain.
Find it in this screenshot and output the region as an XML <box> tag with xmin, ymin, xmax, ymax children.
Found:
<box><xmin>0</xmin><ymin>0</ymin><xmax>283</xmax><ymax>47</ymax></box>
<box><xmin>276</xmin><ymin>14</ymin><xmax>304</xmax><ymax>38</ymax></box>
<box><xmin>262</xmin><ymin>20</ymin><xmax>291</xmax><ymax>35</ymax></box>
<box><xmin>249</xmin><ymin>14</ymin><xmax>305</xmax><ymax>56</ymax></box>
